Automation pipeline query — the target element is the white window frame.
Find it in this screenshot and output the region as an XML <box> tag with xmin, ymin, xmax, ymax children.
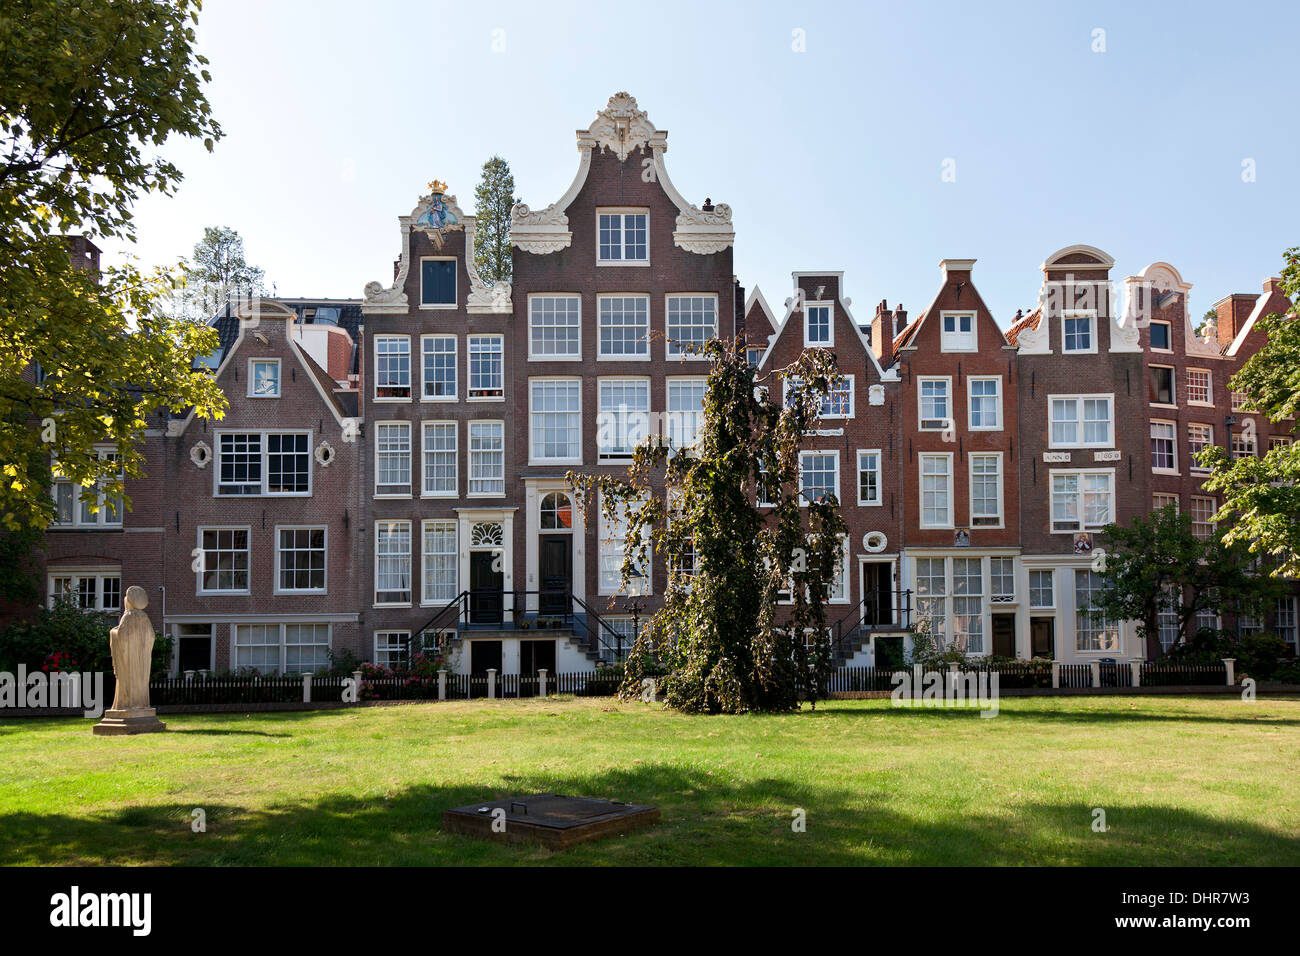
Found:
<box><xmin>665</xmin><ymin>376</ymin><xmax>707</xmax><ymax>452</ymax></box>
<box><xmin>1149</xmin><ymin>363</ymin><xmax>1177</xmax><ymax>407</ymax></box>
<box><xmin>47</xmin><ymin>569</ymin><xmax>122</xmax><ymax>612</ymax></box>
<box><xmin>234</xmin><ymin>622</ymin><xmax>332</xmax><ymax>675</ymax></box>
<box><xmin>528</xmin><ymin>293</ymin><xmax>582</xmax><ymax>361</ymax></box>
<box><xmin>51</xmin><ymin>446</ymin><xmax>123</xmax><ymax>528</ymax></box>
<box><xmin>1047</xmin><ymin>394</ymin><xmax>1114</xmax><ymax>449</ymax></box>
<box><xmin>247</xmin><ymin>358</ymin><xmax>281</xmax><ymax>398</ymax></box>
<box><xmin>968</xmin><ymin>452</ymin><xmax>1004</xmax><ymax>528</ymax></box>
<box><xmin>798</xmin><ymin>450</ymin><xmax>840</xmax><ymax>506</ymax></box>
<box><xmin>856</xmin><ymin>448</ymin><xmax>882</xmax><ymax>506</ymax></box>
<box><xmin>421</xmin><ymin>420</ymin><xmax>457</xmax><ymax>498</ymax></box>
<box><xmin>467</xmin><ymin>334</ymin><xmax>505</xmax><ymax>401</ymax></box>
<box><xmin>1049</xmin><ymin>468</ymin><xmax>1115</xmax><ymax>533</ymax></box>
<box><xmin>1151</xmin><ymin>419</ymin><xmax>1178</xmax><ymax>474</ymax></box>
<box><xmin>1148</xmin><ymin>319</ymin><xmax>1173</xmax><ymax>352</ymax></box>
<box><xmin>374</xmin><ymin>519</ymin><xmax>412</xmax><ymax>606</ymax></box>
<box><xmin>374</xmin><ymin>631</ymin><xmax>411</xmax><ymax>670</ymax></box>
<box><xmin>918</xmin><ymin>377</ymin><xmax>952</xmax><ymax>431</ymax></box>
<box><xmin>1186</xmin><ymin>368</ymin><xmax>1212</xmax><ymax>407</ymax></box>
<box><xmin>803</xmin><ymin>301</ymin><xmax>834</xmax><ymax>348</ymax></box>
<box><xmin>529</xmin><ymin>377</ymin><xmax>583</xmax><ymax>465</ymax></box>
<box><xmin>919</xmin><ymin>453</ymin><xmax>954</xmax><ymax>529</ymax></box>
<box><xmin>196</xmin><ymin>526</ymin><xmax>251</xmax><ymax>595</ymax></box>
<box><xmin>420</xmin><ymin>334</ymin><xmax>457</xmax><ymax>402</ymax></box>
<box><xmin>967</xmin><ymin>376</ymin><xmax>1002</xmax><ymax>431</ymax></box>
<box><xmin>467</xmin><ymin>420</ymin><xmax>505</xmax><ymax>497</ymax></box>
<box><xmin>1188</xmin><ymin>423</ymin><xmax>1213</xmax><ymax>474</ymax></box>
<box><xmin>374</xmin><ymin>334</ymin><xmax>412</xmax><ymax>402</ymax></box>
<box><xmin>940</xmin><ymin>311</ymin><xmax>976</xmax><ymax>352</ymax></box>
<box><xmin>665</xmin><ymin>293</ymin><xmax>719</xmax><ymax>358</ymax></box>
<box><xmin>598</xmin><ymin>495</ymin><xmax>651</xmax><ymax>596</ymax></box>
<box><xmin>1028</xmin><ymin>569</ymin><xmax>1055</xmax><ymax>610</ymax></box>
<box><xmin>597</xmin><ymin>376</ymin><xmax>650</xmax><ymax>461</ymax></box>
<box><xmin>214</xmin><ymin>430</ymin><xmax>313</xmax><ymax>497</ymax></box>
<box><xmin>597</xmin><ymin>293</ymin><xmax>651</xmax><ymax>360</ymax></box>
<box><xmin>373</xmin><ymin>420</ymin><xmax>412</xmax><ymax>498</ymax></box>
<box><xmin>419</xmin><ymin>255</ymin><xmax>457</xmax><ymax>309</ymax></box>
<box><xmin>421</xmin><ymin>519</ymin><xmax>459</xmax><ymax>605</ymax></box>
<box><xmin>1061</xmin><ymin>311</ymin><xmax>1097</xmax><ymax>354</ymax></box>
<box><xmin>273</xmin><ymin>525</ymin><xmax>328</xmax><ymax>595</ymax></box>
<box><xmin>596</xmin><ymin>207</ymin><xmax>650</xmax><ymax>265</ymax></box>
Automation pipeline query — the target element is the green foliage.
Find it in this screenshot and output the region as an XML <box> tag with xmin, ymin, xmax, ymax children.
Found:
<box><xmin>1201</xmin><ymin>247</ymin><xmax>1300</xmax><ymax>575</ymax></box>
<box><xmin>0</xmin><ymin>0</ymin><xmax>228</xmax><ymax>530</ymax></box>
<box><xmin>1167</xmin><ymin>628</ymin><xmax>1291</xmax><ymax>681</ymax></box>
<box><xmin>1095</xmin><ymin>505</ymin><xmax>1280</xmax><ymax>651</ymax></box>
<box><xmin>0</xmin><ymin>601</ymin><xmax>171</xmax><ymax>679</ymax></box>
<box><xmin>472</xmin><ymin>156</ymin><xmax>516</xmax><ymax>284</ymax></box>
<box><xmin>173</xmin><ymin>225</ymin><xmax>267</xmax><ymax>320</ymax></box>
<box><xmin>569</xmin><ymin>339</ymin><xmax>848</xmax><ymax>714</ymax></box>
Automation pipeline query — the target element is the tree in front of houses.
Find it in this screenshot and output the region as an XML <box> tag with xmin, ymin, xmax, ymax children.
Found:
<box><xmin>1094</xmin><ymin>504</ymin><xmax>1281</xmax><ymax>656</ymax></box>
<box><xmin>1201</xmin><ymin>248</ymin><xmax>1300</xmax><ymax>577</ymax></box>
<box><xmin>569</xmin><ymin>339</ymin><xmax>848</xmax><ymax>714</ymax></box>
<box><xmin>173</xmin><ymin>226</ymin><xmax>268</xmax><ymax>321</ymax></box>
<box><xmin>0</xmin><ymin>0</ymin><xmax>227</xmax><ymax>532</ymax></box>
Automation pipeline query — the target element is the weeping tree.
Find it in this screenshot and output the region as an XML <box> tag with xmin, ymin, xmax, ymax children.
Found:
<box><xmin>568</xmin><ymin>338</ymin><xmax>848</xmax><ymax>714</ymax></box>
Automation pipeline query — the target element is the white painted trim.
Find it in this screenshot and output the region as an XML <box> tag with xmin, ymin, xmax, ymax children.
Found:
<box><xmin>272</xmin><ymin>524</ymin><xmax>328</xmax><ymax>596</ymax></box>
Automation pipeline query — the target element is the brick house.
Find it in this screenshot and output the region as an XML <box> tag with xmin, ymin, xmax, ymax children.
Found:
<box><xmin>14</xmin><ymin>94</ymin><xmax>1299</xmax><ymax>676</ymax></box>
<box><xmin>1007</xmin><ymin>245</ymin><xmax>1151</xmax><ymax>663</ymax></box>
<box><xmin>750</xmin><ymin>270</ymin><xmax>907</xmax><ymax>665</ymax></box>
<box><xmin>890</xmin><ymin>259</ymin><xmax>1021</xmax><ymax>658</ymax></box>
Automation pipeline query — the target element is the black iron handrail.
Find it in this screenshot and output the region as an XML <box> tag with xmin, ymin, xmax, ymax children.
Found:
<box><xmin>569</xmin><ymin>592</ymin><xmax>634</xmax><ymax>659</ymax></box>
<box><xmin>830</xmin><ymin>588</ymin><xmax>913</xmax><ymax>660</ymax></box>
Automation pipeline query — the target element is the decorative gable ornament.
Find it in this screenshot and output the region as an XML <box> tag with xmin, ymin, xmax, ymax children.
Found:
<box><xmin>868</xmin><ymin>384</ymin><xmax>885</xmax><ymax>406</ymax></box>
<box><xmin>189</xmin><ymin>441</ymin><xmax>212</xmax><ymax>469</ymax></box>
<box><xmin>411</xmin><ymin>181</ymin><xmax>464</xmax><ymax>250</ymax></box>
<box><xmin>511</xmin><ymin>92</ymin><xmax>733</xmax><ymax>257</ymax></box>
<box><xmin>314</xmin><ymin>440</ymin><xmax>336</xmax><ymax>468</ymax></box>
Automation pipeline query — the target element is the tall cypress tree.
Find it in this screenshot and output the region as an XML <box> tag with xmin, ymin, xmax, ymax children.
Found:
<box><xmin>473</xmin><ymin>156</ymin><xmax>517</xmax><ymax>284</ymax></box>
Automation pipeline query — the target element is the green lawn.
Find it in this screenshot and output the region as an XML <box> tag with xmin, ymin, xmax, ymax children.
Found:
<box><xmin>2</xmin><ymin>695</ymin><xmax>1298</xmax><ymax>866</ymax></box>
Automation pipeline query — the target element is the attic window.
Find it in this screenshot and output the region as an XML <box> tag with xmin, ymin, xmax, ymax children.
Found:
<box><xmin>314</xmin><ymin>307</ymin><xmax>340</xmax><ymax>326</ymax></box>
<box><xmin>941</xmin><ymin>313</ymin><xmax>975</xmax><ymax>352</ymax></box>
<box><xmin>804</xmin><ymin>304</ymin><xmax>832</xmax><ymax>347</ymax></box>
<box><xmin>420</xmin><ymin>258</ymin><xmax>457</xmax><ymax>308</ymax></box>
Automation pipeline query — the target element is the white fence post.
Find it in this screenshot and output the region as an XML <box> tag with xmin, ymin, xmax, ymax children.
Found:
<box><xmin>437</xmin><ymin>670</ymin><xmax>447</xmax><ymax>701</ymax></box>
<box><xmin>538</xmin><ymin>668</ymin><xmax>549</xmax><ymax>698</ymax></box>
<box><xmin>1129</xmin><ymin>659</ymin><xmax>1142</xmax><ymax>688</ymax></box>
<box><xmin>1051</xmin><ymin>660</ymin><xmax>1061</xmax><ymax>689</ymax></box>
<box><xmin>302</xmin><ymin>673</ymin><xmax>312</xmax><ymax>703</ymax></box>
<box><xmin>352</xmin><ymin>670</ymin><xmax>362</xmax><ymax>705</ymax></box>
<box><xmin>1223</xmin><ymin>658</ymin><xmax>1236</xmax><ymax>686</ymax></box>
<box><xmin>487</xmin><ymin>668</ymin><xmax>497</xmax><ymax>699</ymax></box>
<box><xmin>1089</xmin><ymin>661</ymin><xmax>1101</xmax><ymax>688</ymax></box>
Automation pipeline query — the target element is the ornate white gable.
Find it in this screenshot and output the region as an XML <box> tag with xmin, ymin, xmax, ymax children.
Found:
<box><xmin>511</xmin><ymin>92</ymin><xmax>734</xmax><ymax>257</ymax></box>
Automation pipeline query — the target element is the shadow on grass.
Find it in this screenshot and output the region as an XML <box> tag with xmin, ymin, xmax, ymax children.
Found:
<box><xmin>809</xmin><ymin>700</ymin><xmax>1300</xmax><ymax>727</ymax></box>
<box><xmin>165</xmin><ymin>729</ymin><xmax>292</xmax><ymax>737</ymax></box>
<box><xmin>1</xmin><ymin>763</ymin><xmax>1295</xmax><ymax>867</ymax></box>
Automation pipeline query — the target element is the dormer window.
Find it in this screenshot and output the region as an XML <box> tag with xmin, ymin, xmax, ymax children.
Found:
<box><xmin>1062</xmin><ymin>313</ymin><xmax>1094</xmax><ymax>353</ymax></box>
<box><xmin>597</xmin><ymin>209</ymin><xmax>648</xmax><ymax>264</ymax></box>
<box><xmin>420</xmin><ymin>258</ymin><xmax>457</xmax><ymax>308</ymax></box>
<box><xmin>940</xmin><ymin>312</ymin><xmax>975</xmax><ymax>351</ymax></box>
<box><xmin>804</xmin><ymin>303</ymin><xmax>832</xmax><ymax>347</ymax></box>
<box><xmin>249</xmin><ymin>359</ymin><xmax>280</xmax><ymax>398</ymax></box>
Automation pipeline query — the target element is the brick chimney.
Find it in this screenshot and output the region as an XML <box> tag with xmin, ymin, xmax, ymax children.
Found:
<box><xmin>1215</xmin><ymin>293</ymin><xmax>1260</xmax><ymax>345</ymax></box>
<box><xmin>871</xmin><ymin>299</ymin><xmax>891</xmax><ymax>361</ymax></box>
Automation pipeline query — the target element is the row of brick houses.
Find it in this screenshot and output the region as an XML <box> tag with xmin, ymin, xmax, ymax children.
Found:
<box><xmin>24</xmin><ymin>93</ymin><xmax>1298</xmax><ymax>676</ymax></box>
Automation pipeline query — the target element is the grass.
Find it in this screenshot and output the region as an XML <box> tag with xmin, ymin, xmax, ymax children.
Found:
<box><xmin>2</xmin><ymin>694</ymin><xmax>1299</xmax><ymax>866</ymax></box>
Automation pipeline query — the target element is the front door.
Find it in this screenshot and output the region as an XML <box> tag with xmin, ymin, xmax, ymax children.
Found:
<box><xmin>861</xmin><ymin>562</ymin><xmax>893</xmax><ymax>626</ymax></box>
<box><xmin>470</xmin><ymin>551</ymin><xmax>503</xmax><ymax>625</ymax></box>
<box><xmin>539</xmin><ymin>535</ymin><xmax>571</xmax><ymax>615</ymax></box>
<box><xmin>1030</xmin><ymin>617</ymin><xmax>1055</xmax><ymax>658</ymax></box>
<box><xmin>992</xmin><ymin>613</ymin><xmax>1016</xmax><ymax>657</ymax></box>
<box><xmin>520</xmin><ymin>639</ymin><xmax>557</xmax><ymax>697</ymax></box>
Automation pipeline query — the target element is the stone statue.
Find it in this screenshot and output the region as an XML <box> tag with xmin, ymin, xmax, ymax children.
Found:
<box><xmin>93</xmin><ymin>586</ymin><xmax>166</xmax><ymax>736</ymax></box>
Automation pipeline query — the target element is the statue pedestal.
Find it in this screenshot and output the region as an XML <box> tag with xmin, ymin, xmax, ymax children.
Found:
<box><xmin>93</xmin><ymin>708</ymin><xmax>166</xmax><ymax>736</ymax></box>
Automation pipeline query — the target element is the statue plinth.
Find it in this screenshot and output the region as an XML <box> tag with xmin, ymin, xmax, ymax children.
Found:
<box><xmin>92</xmin><ymin>585</ymin><xmax>167</xmax><ymax>737</ymax></box>
<box><xmin>93</xmin><ymin>708</ymin><xmax>166</xmax><ymax>736</ymax></box>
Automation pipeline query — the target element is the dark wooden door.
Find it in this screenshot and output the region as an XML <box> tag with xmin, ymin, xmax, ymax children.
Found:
<box><xmin>1031</xmin><ymin>618</ymin><xmax>1054</xmax><ymax>658</ymax></box>
<box><xmin>992</xmin><ymin>614</ymin><xmax>1016</xmax><ymax>657</ymax></box>
<box><xmin>178</xmin><ymin>634</ymin><xmax>211</xmax><ymax>672</ymax></box>
<box><xmin>862</xmin><ymin>562</ymin><xmax>892</xmax><ymax>626</ymax></box>
<box><xmin>539</xmin><ymin>535</ymin><xmax>571</xmax><ymax>615</ymax></box>
<box><xmin>470</xmin><ymin>640</ymin><xmax>502</xmax><ymax>674</ymax></box>
<box><xmin>470</xmin><ymin>551</ymin><xmax>503</xmax><ymax>624</ymax></box>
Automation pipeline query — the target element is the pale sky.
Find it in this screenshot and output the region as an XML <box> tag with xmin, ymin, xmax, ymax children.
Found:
<box><xmin>100</xmin><ymin>0</ymin><xmax>1300</xmax><ymax>326</ymax></box>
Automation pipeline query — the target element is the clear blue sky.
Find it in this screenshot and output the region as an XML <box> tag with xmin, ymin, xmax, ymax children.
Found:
<box><xmin>102</xmin><ymin>0</ymin><xmax>1300</xmax><ymax>326</ymax></box>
